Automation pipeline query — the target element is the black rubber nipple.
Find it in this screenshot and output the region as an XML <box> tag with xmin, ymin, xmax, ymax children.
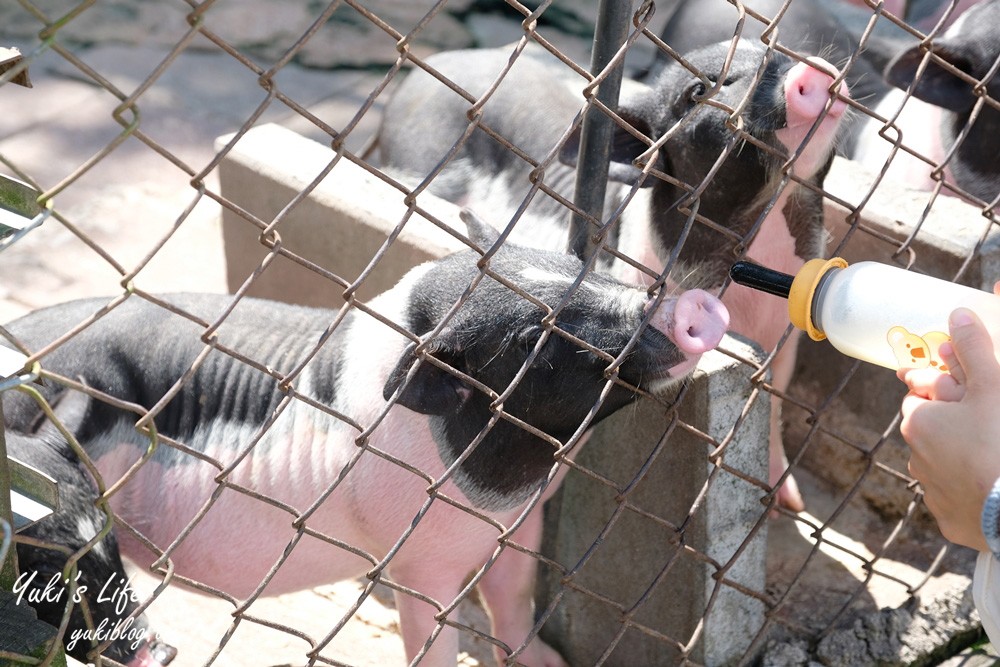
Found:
<box><xmin>729</xmin><ymin>261</ymin><xmax>794</xmax><ymax>299</ymax></box>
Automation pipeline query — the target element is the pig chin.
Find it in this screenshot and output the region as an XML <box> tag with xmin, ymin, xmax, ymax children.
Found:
<box><xmin>642</xmin><ymin>358</ymin><xmax>700</xmax><ymax>396</ymax></box>
<box><xmin>423</xmin><ymin>370</ymin><xmax>677</xmax><ymax>512</ymax></box>
<box><xmin>423</xmin><ymin>388</ymin><xmax>638</xmax><ymax>512</ymax></box>
<box><xmin>426</xmin><ymin>416</ymin><xmax>543</xmax><ymax>511</ymax></box>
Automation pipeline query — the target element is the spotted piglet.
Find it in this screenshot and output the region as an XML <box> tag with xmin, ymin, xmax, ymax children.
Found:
<box><xmin>1</xmin><ymin>213</ymin><xmax>728</xmax><ymax>666</ymax></box>
<box><xmin>853</xmin><ymin>0</ymin><xmax>1000</xmax><ymax>202</ymax></box>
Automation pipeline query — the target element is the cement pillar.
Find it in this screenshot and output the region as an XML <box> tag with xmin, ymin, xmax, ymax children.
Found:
<box><xmin>536</xmin><ymin>336</ymin><xmax>769</xmax><ymax>666</ymax></box>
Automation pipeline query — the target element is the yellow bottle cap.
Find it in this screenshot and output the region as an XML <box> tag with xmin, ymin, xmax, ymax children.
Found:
<box><xmin>788</xmin><ymin>257</ymin><xmax>848</xmax><ymax>341</ymax></box>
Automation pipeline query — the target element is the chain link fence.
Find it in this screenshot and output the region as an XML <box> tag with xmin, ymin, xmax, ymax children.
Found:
<box><xmin>0</xmin><ymin>0</ymin><xmax>997</xmax><ymax>665</ymax></box>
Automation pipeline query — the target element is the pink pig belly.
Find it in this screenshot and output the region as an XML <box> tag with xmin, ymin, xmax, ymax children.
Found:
<box><xmin>97</xmin><ymin>404</ymin><xmax>570</xmax><ymax>599</ymax></box>
<box><xmin>90</xmin><ymin>412</ymin><xmax>385</xmax><ymax>597</ymax></box>
<box><xmin>856</xmin><ymin>91</ymin><xmax>952</xmax><ymax>193</ymax></box>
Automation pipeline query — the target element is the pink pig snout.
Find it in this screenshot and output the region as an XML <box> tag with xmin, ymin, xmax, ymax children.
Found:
<box><xmin>777</xmin><ymin>56</ymin><xmax>849</xmax><ymax>176</ymax></box>
<box><xmin>647</xmin><ymin>289</ymin><xmax>729</xmax><ymax>357</ymax></box>
<box><xmin>783</xmin><ymin>57</ymin><xmax>849</xmax><ymax>127</ymax></box>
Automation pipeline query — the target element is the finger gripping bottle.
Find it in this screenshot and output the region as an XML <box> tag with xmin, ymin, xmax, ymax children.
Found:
<box><xmin>730</xmin><ymin>258</ymin><xmax>1000</xmax><ymax>372</ymax></box>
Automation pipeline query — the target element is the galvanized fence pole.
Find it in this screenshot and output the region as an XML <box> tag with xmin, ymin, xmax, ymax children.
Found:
<box><xmin>0</xmin><ymin>410</ymin><xmax>14</xmax><ymax>590</ymax></box>
<box><xmin>568</xmin><ymin>0</ymin><xmax>634</xmax><ymax>260</ymax></box>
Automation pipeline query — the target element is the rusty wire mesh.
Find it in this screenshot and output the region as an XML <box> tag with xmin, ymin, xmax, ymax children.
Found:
<box><xmin>0</xmin><ymin>0</ymin><xmax>997</xmax><ymax>665</ymax></box>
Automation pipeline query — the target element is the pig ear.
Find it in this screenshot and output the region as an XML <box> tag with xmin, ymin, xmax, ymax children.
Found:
<box><xmin>37</xmin><ymin>389</ymin><xmax>90</xmax><ymax>437</ymax></box>
<box><xmin>459</xmin><ymin>208</ymin><xmax>500</xmax><ymax>248</ymax></box>
<box><xmin>383</xmin><ymin>331</ymin><xmax>473</xmax><ymax>415</ymax></box>
<box><xmin>558</xmin><ymin>92</ymin><xmax>665</xmax><ymax>187</ymax></box>
<box><xmin>884</xmin><ymin>44</ymin><xmax>976</xmax><ymax>111</ymax></box>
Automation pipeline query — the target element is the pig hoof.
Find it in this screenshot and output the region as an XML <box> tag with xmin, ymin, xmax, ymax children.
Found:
<box><xmin>496</xmin><ymin>638</ymin><xmax>568</xmax><ymax>667</ymax></box>
<box><xmin>149</xmin><ymin>639</ymin><xmax>178</xmax><ymax>666</ymax></box>
<box><xmin>770</xmin><ymin>452</ymin><xmax>805</xmax><ymax>514</ymax></box>
<box><xmin>518</xmin><ymin>639</ymin><xmax>569</xmax><ymax>667</ymax></box>
<box><xmin>773</xmin><ymin>472</ymin><xmax>805</xmax><ymax>514</ymax></box>
<box><xmin>129</xmin><ymin>636</ymin><xmax>177</xmax><ymax>666</ymax></box>
<box><xmin>772</xmin><ymin>474</ymin><xmax>806</xmax><ymax>512</ymax></box>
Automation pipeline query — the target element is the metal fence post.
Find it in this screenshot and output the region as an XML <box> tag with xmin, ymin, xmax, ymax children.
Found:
<box><xmin>0</xmin><ymin>95</ymin><xmax>68</xmax><ymax>660</ymax></box>
<box><xmin>0</xmin><ymin>409</ymin><xmax>15</xmax><ymax>590</ymax></box>
<box><xmin>568</xmin><ymin>0</ymin><xmax>634</xmax><ymax>260</ymax></box>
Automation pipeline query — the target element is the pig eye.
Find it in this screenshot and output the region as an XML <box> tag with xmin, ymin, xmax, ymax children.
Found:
<box><xmin>518</xmin><ymin>325</ymin><xmax>543</xmax><ymax>349</ymax></box>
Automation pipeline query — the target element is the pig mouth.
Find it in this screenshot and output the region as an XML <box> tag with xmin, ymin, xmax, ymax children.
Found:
<box><xmin>630</xmin><ymin>326</ymin><xmax>688</xmax><ymax>384</ymax></box>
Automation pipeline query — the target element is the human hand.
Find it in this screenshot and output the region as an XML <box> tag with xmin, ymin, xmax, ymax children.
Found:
<box><xmin>898</xmin><ymin>307</ymin><xmax>1000</xmax><ymax>552</ymax></box>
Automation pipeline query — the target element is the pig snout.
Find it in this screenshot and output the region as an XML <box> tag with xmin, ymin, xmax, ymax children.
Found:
<box><xmin>669</xmin><ymin>288</ymin><xmax>730</xmax><ymax>355</ymax></box>
<box><xmin>127</xmin><ymin>637</ymin><xmax>177</xmax><ymax>667</ymax></box>
<box><xmin>647</xmin><ymin>289</ymin><xmax>729</xmax><ymax>357</ymax></box>
<box><xmin>778</xmin><ymin>56</ymin><xmax>849</xmax><ymax>173</ymax></box>
<box><xmin>783</xmin><ymin>57</ymin><xmax>848</xmax><ymax>126</ymax></box>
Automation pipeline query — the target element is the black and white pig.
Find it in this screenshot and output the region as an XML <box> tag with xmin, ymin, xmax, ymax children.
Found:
<box><xmin>651</xmin><ymin>0</ymin><xmax>886</xmax><ymax>120</ymax></box>
<box><xmin>659</xmin><ymin>0</ymin><xmax>1000</xmax><ymax>202</ymax></box>
<box><xmin>377</xmin><ymin>41</ymin><xmax>849</xmax><ymax>511</ymax></box>
<box><xmin>1</xmin><ymin>216</ymin><xmax>729</xmax><ymax>667</ymax></box>
<box><xmin>852</xmin><ymin>0</ymin><xmax>1000</xmax><ymax>203</ymax></box>
<box><xmin>10</xmin><ymin>391</ymin><xmax>176</xmax><ymax>666</ymax></box>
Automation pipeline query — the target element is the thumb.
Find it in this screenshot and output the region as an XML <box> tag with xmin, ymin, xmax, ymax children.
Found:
<box><xmin>947</xmin><ymin>307</ymin><xmax>1000</xmax><ymax>392</ymax></box>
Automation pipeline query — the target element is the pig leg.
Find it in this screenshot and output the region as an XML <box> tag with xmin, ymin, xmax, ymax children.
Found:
<box><xmin>477</xmin><ymin>507</ymin><xmax>567</xmax><ymax>667</ymax></box>
<box><xmin>770</xmin><ymin>332</ymin><xmax>805</xmax><ymax>513</ymax></box>
<box><xmin>391</xmin><ymin>573</ymin><xmax>462</xmax><ymax>667</ymax></box>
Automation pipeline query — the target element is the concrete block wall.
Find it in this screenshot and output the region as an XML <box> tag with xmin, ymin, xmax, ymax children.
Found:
<box><xmin>218</xmin><ymin>123</ymin><xmax>770</xmax><ymax>664</ymax></box>
<box><xmin>217</xmin><ymin>124</ymin><xmax>467</xmax><ymax>309</ymax></box>
<box><xmin>822</xmin><ymin>157</ymin><xmax>1000</xmax><ymax>291</ymax></box>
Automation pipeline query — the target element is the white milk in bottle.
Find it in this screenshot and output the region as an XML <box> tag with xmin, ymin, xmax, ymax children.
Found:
<box><xmin>730</xmin><ymin>257</ymin><xmax>1000</xmax><ymax>372</ymax></box>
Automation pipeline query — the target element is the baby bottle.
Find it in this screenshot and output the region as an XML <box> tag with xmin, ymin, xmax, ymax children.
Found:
<box><xmin>729</xmin><ymin>257</ymin><xmax>1000</xmax><ymax>372</ymax></box>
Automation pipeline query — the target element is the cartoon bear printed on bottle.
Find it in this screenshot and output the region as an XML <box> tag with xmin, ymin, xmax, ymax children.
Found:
<box><xmin>886</xmin><ymin>326</ymin><xmax>950</xmax><ymax>371</ymax></box>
